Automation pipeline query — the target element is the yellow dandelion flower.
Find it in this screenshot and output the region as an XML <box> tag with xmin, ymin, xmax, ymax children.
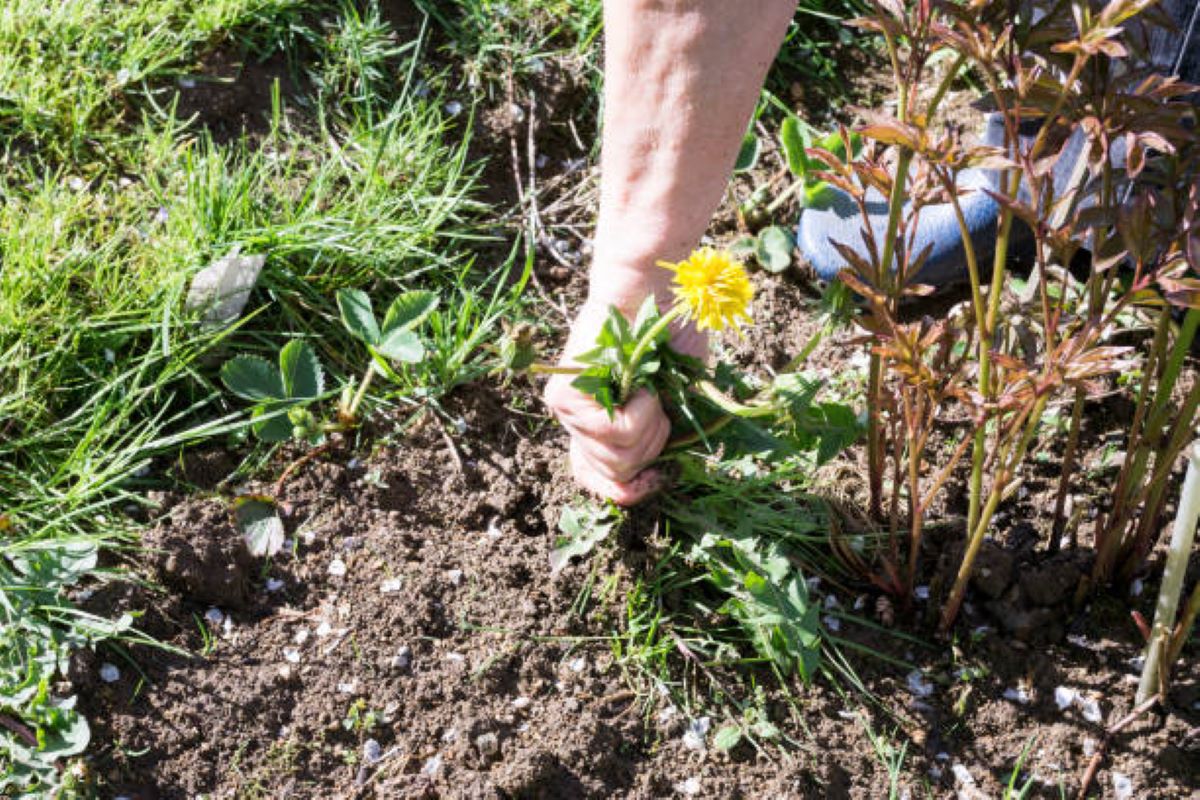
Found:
<box><xmin>659</xmin><ymin>248</ymin><xmax>754</xmax><ymax>332</ymax></box>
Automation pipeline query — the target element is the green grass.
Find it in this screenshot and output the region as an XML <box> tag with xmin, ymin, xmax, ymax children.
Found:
<box><xmin>0</xmin><ymin>0</ymin><xmax>522</xmax><ymax>792</ymax></box>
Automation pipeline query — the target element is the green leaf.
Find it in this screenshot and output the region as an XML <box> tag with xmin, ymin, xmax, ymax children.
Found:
<box><xmin>571</xmin><ymin>372</ymin><xmax>617</xmax><ymax>418</ymax></box>
<box><xmin>336</xmin><ymin>288</ymin><xmax>380</xmax><ymax>345</ymax></box>
<box><xmin>755</xmin><ymin>226</ymin><xmax>794</xmax><ymax>273</ymax></box>
<box><xmin>631</xmin><ymin>294</ymin><xmax>661</xmax><ymax>340</ymax></box>
<box><xmin>714</xmin><ymin>725</ymin><xmax>743</xmax><ymax>752</ymax></box>
<box><xmin>549</xmin><ymin>502</ymin><xmax>620</xmax><ymax>575</ymax></box>
<box><xmin>221</xmin><ymin>355</ymin><xmax>283</xmax><ymax>402</ymax></box>
<box><xmin>251</xmin><ymin>406</ymin><xmax>294</xmax><ymax>442</ymax></box>
<box><xmin>279</xmin><ymin>340</ymin><xmax>323</xmax><ymax>399</ymax></box>
<box><xmin>233</xmin><ymin>495</ymin><xmax>286</xmax><ymax>557</ymax></box>
<box><xmin>374</xmin><ymin>327</ymin><xmax>425</xmax><ymax>363</ymax></box>
<box><xmin>780</xmin><ymin>116</ymin><xmax>810</xmax><ymax>178</ymax></box>
<box><xmin>382</xmin><ymin>290</ymin><xmax>439</xmax><ymax>333</ymax></box>
<box><xmin>734</xmin><ymin>131</ymin><xmax>760</xmax><ymax>173</ymax></box>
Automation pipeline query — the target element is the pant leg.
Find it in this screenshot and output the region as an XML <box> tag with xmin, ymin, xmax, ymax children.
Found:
<box><xmin>1146</xmin><ymin>0</ymin><xmax>1200</xmax><ymax>81</ymax></box>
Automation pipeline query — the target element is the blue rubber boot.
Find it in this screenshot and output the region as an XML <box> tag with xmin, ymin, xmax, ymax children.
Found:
<box><xmin>797</xmin><ymin>0</ymin><xmax>1199</xmax><ymax>289</ymax></box>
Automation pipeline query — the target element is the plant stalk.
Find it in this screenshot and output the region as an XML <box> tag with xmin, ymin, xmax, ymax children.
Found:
<box><xmin>1136</xmin><ymin>440</ymin><xmax>1200</xmax><ymax>703</ymax></box>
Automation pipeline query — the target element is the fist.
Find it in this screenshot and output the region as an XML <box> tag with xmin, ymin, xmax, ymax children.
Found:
<box><xmin>544</xmin><ymin>299</ymin><xmax>706</xmax><ymax>506</ymax></box>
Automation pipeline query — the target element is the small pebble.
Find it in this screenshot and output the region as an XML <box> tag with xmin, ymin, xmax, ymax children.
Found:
<box><xmin>204</xmin><ymin>608</ymin><xmax>224</xmax><ymax>626</ymax></box>
<box><xmin>512</xmin><ymin>696</ymin><xmax>532</xmax><ymax>710</ymax></box>
<box><xmin>444</xmin><ymin>101</ymin><xmax>463</xmax><ymax>116</ymax></box>
<box><xmin>441</xmin><ymin>728</ymin><xmax>457</xmax><ymax>743</ymax></box>
<box><xmin>363</xmin><ymin>738</ymin><xmax>382</xmax><ymax>765</ymax></box>
<box><xmin>99</xmin><ymin>663</ymin><xmax>120</xmax><ymax>683</ymax></box>
<box><xmin>294</xmin><ymin>628</ymin><xmax>310</xmax><ymax>645</ymax></box>
<box><xmin>392</xmin><ymin>645</ymin><xmax>412</xmax><ymax>671</ymax></box>
<box><xmin>1003</xmin><ymin>686</ymin><xmax>1030</xmax><ymax>705</ymax></box>
<box><xmin>475</xmin><ymin>731</ymin><xmax>499</xmax><ymax>758</ymax></box>
<box><xmin>674</xmin><ymin>777</ymin><xmax>701</xmax><ymax>796</ymax></box>
<box><xmin>380</xmin><ymin>577</ymin><xmax>402</xmax><ymax>594</ymax></box>
<box><xmin>682</xmin><ymin>717</ymin><xmax>710</xmax><ymax>752</ymax></box>
<box><xmin>347</xmin><ymin>457</ymin><xmax>361</xmax><ymax>470</ymax></box>
<box><xmin>1112</xmin><ymin>772</ymin><xmax>1133</xmax><ymax>800</ymax></box>
<box><xmin>337</xmin><ymin>680</ymin><xmax>358</xmax><ymax>695</ymax></box>
<box><xmin>283</xmin><ymin>647</ymin><xmax>301</xmax><ymax>664</ymax></box>
<box><xmin>914</xmin><ymin>585</ymin><xmax>930</xmax><ymax>600</ymax></box>
<box><xmin>265</xmin><ymin>578</ymin><xmax>285</xmax><ymax>593</ymax></box>
<box><xmin>1082</xmin><ymin>737</ymin><xmax>1097</xmax><ymax>757</ymax></box>
<box><xmin>446</xmin><ymin>569</ymin><xmax>463</xmax><ymax>586</ymax></box>
<box><xmin>952</xmin><ymin>763</ymin><xmax>975</xmax><ymax>786</ymax></box>
<box><xmin>1078</xmin><ymin>695</ymin><xmax>1102</xmax><ymax>724</ymax></box>
<box><xmin>446</xmin><ymin>652</ymin><xmax>466</xmax><ymax>663</ymax></box>
<box><xmin>486</xmin><ymin>518</ymin><xmax>503</xmax><ymax>539</ymax></box>
<box><xmin>906</xmin><ymin>670</ymin><xmax>934</xmax><ymax>697</ymax></box>
<box><xmin>421</xmin><ymin>753</ymin><xmax>442</xmax><ymax>777</ymax></box>
<box><xmin>328</xmin><ymin>558</ymin><xmax>347</xmax><ymax>577</ymax></box>
<box><xmin>568</xmin><ymin>656</ymin><xmax>586</xmax><ymax>673</ymax></box>
<box><xmin>316</xmin><ymin>621</ymin><xmax>333</xmax><ymax>637</ymax></box>
<box><xmin>1054</xmin><ymin>686</ymin><xmax>1078</xmax><ymax>710</ymax></box>
<box><xmin>822</xmin><ymin>615</ymin><xmax>841</xmax><ymax>632</ymax></box>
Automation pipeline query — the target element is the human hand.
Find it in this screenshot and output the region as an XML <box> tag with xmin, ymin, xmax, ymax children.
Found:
<box><xmin>544</xmin><ymin>297</ymin><xmax>707</xmax><ymax>506</ymax></box>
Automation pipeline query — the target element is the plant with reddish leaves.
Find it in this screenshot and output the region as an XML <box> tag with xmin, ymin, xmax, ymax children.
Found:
<box><xmin>812</xmin><ymin>0</ymin><xmax>1200</xmax><ymax>632</ymax></box>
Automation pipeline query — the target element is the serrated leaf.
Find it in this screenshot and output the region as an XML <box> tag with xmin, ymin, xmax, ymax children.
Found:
<box><xmin>549</xmin><ymin>502</ymin><xmax>618</xmax><ymax>575</ymax></box>
<box><xmin>755</xmin><ymin>226</ymin><xmax>794</xmax><ymax>273</ymax></box>
<box><xmin>714</xmin><ymin>725</ymin><xmax>742</xmax><ymax>751</ymax></box>
<box><xmin>279</xmin><ymin>340</ymin><xmax>323</xmax><ymax>399</ymax></box>
<box><xmin>375</xmin><ymin>327</ymin><xmax>425</xmax><ymax>362</ymax></box>
<box><xmin>233</xmin><ymin>496</ymin><xmax>286</xmax><ymax>557</ymax></box>
<box><xmin>734</xmin><ymin>131</ymin><xmax>760</xmax><ymax>173</ymax></box>
<box><xmin>336</xmin><ymin>288</ymin><xmax>380</xmax><ymax>345</ymax></box>
<box><xmin>221</xmin><ymin>355</ymin><xmax>283</xmax><ymax>402</ymax></box>
<box><xmin>382</xmin><ymin>290</ymin><xmax>439</xmax><ymax>333</ymax></box>
<box><xmin>780</xmin><ymin>116</ymin><xmax>810</xmax><ymax>178</ymax></box>
<box><xmin>251</xmin><ymin>407</ymin><xmax>294</xmax><ymax>442</ymax></box>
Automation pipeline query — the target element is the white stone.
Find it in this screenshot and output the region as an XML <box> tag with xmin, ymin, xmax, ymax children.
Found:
<box><xmin>446</xmin><ymin>569</ymin><xmax>464</xmax><ymax>586</ymax></box>
<box><xmin>328</xmin><ymin>558</ymin><xmax>347</xmax><ymax>577</ymax></box>
<box><xmin>293</xmin><ymin>628</ymin><xmax>310</xmax><ymax>645</ymax></box>
<box><xmin>283</xmin><ymin>647</ymin><xmax>301</xmax><ymax>663</ymax></box>
<box><xmin>906</xmin><ymin>670</ymin><xmax>934</xmax><ymax>697</ymax></box>
<box><xmin>99</xmin><ymin>663</ymin><xmax>120</xmax><ymax>683</ymax></box>
<box><xmin>1003</xmin><ymin>686</ymin><xmax>1030</xmax><ymax>705</ymax></box>
<box><xmin>204</xmin><ymin>607</ymin><xmax>224</xmax><ymax>626</ymax></box>
<box><xmin>185</xmin><ymin>250</ymin><xmax>266</xmax><ymax>327</ymax></box>
<box><xmin>337</xmin><ymin>681</ymin><xmax>357</xmax><ymax>695</ymax></box>
<box><xmin>568</xmin><ymin>656</ymin><xmax>586</xmax><ymax>673</ymax></box>
<box><xmin>1054</xmin><ymin>686</ymin><xmax>1078</xmax><ymax>710</ymax></box>
<box><xmin>363</xmin><ymin>738</ymin><xmax>382</xmax><ymax>765</ymax></box>
<box><xmin>421</xmin><ymin>753</ymin><xmax>442</xmax><ymax>776</ymax></box>
<box><xmin>822</xmin><ymin>615</ymin><xmax>841</xmax><ymax>632</ymax></box>
<box><xmin>1112</xmin><ymin>772</ymin><xmax>1133</xmax><ymax>800</ymax></box>
<box><xmin>380</xmin><ymin>577</ymin><xmax>402</xmax><ymax>594</ymax></box>
<box><xmin>682</xmin><ymin>717</ymin><xmax>710</xmax><ymax>751</ymax></box>
<box><xmin>674</xmin><ymin>777</ymin><xmax>701</xmax><ymax>796</ymax></box>
<box><xmin>265</xmin><ymin>578</ymin><xmax>285</xmax><ymax>592</ymax></box>
<box><xmin>511</xmin><ymin>696</ymin><xmax>532</xmax><ymax>710</ymax></box>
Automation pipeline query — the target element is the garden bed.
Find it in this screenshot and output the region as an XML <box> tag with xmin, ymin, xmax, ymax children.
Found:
<box><xmin>77</xmin><ymin>276</ymin><xmax>1198</xmax><ymax>799</ymax></box>
<box><xmin>16</xmin><ymin>1</ymin><xmax>1200</xmax><ymax>797</ymax></box>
